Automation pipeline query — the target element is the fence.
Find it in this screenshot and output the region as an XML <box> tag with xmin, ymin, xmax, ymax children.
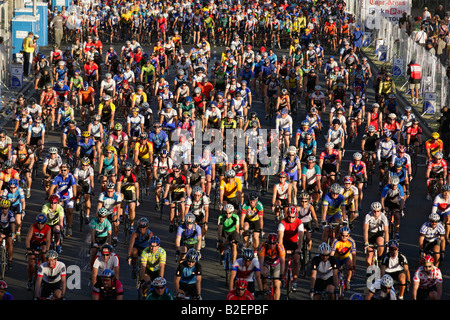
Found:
<box><xmin>346</xmin><ymin>3</ymin><xmax>449</xmax><ymax>130</ymax></box>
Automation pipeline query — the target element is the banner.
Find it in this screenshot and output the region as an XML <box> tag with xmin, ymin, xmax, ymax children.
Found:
<box><xmin>392</xmin><ymin>58</ymin><xmax>403</xmax><ymax>77</ymax></box>
<box><xmin>362</xmin><ymin>0</ymin><xmax>411</xmax><ymax>30</ymax></box>
<box><xmin>362</xmin><ymin>32</ymin><xmax>371</xmax><ymax>47</ymax></box>
<box><xmin>423</xmin><ymin>92</ymin><xmax>437</xmax><ymax>115</ymax></box>
<box><xmin>377</xmin><ymin>45</ymin><xmax>388</xmax><ymax>61</ymax></box>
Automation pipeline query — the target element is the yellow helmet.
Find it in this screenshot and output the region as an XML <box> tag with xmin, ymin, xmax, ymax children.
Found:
<box><xmin>106</xmin><ymin>146</ymin><xmax>115</xmax><ymax>153</ymax></box>
<box><xmin>0</xmin><ymin>199</ymin><xmax>11</xmax><ymax>208</ymax></box>
<box><xmin>431</xmin><ymin>132</ymin><xmax>440</xmax><ymax>139</ymax></box>
<box><xmin>82</xmin><ymin>131</ymin><xmax>90</xmax><ymax>138</ymax></box>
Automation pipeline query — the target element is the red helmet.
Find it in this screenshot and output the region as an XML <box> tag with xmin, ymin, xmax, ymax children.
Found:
<box><xmin>0</xmin><ymin>280</ymin><xmax>7</xmax><ymax>290</ymax></box>
<box><xmin>235</xmin><ymin>279</ymin><xmax>248</xmax><ymax>289</ymax></box>
<box><xmin>279</xmin><ymin>171</ymin><xmax>287</xmax><ymax>178</ymax></box>
<box><xmin>267</xmin><ymin>233</ymin><xmax>278</xmax><ymax>244</ymax></box>
<box><xmin>49</xmin><ymin>194</ymin><xmax>59</xmax><ymax>203</ymax></box>
<box><xmin>288</xmin><ymin>205</ymin><xmax>297</xmax><ymax>216</ymax></box>
<box><xmin>423</xmin><ymin>255</ymin><xmax>434</xmax><ymax>264</ymax></box>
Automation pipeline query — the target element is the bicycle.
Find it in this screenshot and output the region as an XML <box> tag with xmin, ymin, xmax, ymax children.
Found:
<box><xmin>284</xmin><ymin>250</ymin><xmax>296</xmax><ymax>300</ymax></box>
<box><xmin>407</xmin><ymin>144</ymin><xmax>418</xmax><ymax>177</ymax></box>
<box><xmin>336</xmin><ymin>264</ymin><xmax>348</xmax><ymax>300</ymax></box>
<box><xmin>384</xmin><ymin>208</ymin><xmax>401</xmax><ymax>241</ymax></box>
<box><xmin>122</xmin><ymin>199</ymin><xmax>133</xmax><ymax>244</ymax></box>
<box><xmin>348</xmin><ymin>116</ymin><xmax>358</xmax><ymax>145</ymax></box>
<box><xmin>322</xmin><ymin>221</ymin><xmax>343</xmax><ymax>246</ymax></box>
<box><xmin>263</xmin><ymin>271</ymin><xmax>275</xmax><ymax>300</ymax></box>
<box><xmin>26</xmin><ymin>248</ymin><xmax>42</xmax><ymax>298</ymax></box>
<box><xmin>365</xmin><ymin>151</ymin><xmax>376</xmax><ymax>187</ymax></box>
<box><xmin>221</xmin><ymin>241</ymin><xmax>233</xmax><ymax>287</ymax></box>
<box><xmin>0</xmin><ymin>237</ymin><xmax>8</xmax><ymax>280</ymax></box>
<box><xmin>300</xmin><ymin>228</ymin><xmax>316</xmax><ymax>277</ymax></box>
<box><xmin>78</xmin><ymin>191</ymin><xmax>93</xmax><ymax>232</ymax></box>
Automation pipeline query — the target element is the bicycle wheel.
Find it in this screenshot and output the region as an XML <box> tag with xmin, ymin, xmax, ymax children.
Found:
<box><xmin>224</xmin><ymin>249</ymin><xmax>231</xmax><ymax>286</ymax></box>
<box><xmin>79</xmin><ymin>199</ymin><xmax>85</xmax><ymax>233</ymax></box>
<box><xmin>285</xmin><ymin>267</ymin><xmax>292</xmax><ymax>300</ymax></box>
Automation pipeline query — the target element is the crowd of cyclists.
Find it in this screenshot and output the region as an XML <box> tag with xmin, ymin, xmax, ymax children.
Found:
<box><xmin>0</xmin><ymin>0</ymin><xmax>447</xmax><ymax>301</ymax></box>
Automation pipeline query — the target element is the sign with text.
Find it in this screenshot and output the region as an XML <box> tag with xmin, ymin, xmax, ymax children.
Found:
<box><xmin>362</xmin><ymin>0</ymin><xmax>411</xmax><ymax>29</ymax></box>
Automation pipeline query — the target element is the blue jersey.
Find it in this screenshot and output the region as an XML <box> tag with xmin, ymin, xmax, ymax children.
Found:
<box><xmin>2</xmin><ymin>187</ymin><xmax>25</xmax><ymax>208</ymax></box>
<box><xmin>381</xmin><ymin>184</ymin><xmax>405</xmax><ymax>199</ymax></box>
<box><xmin>0</xmin><ymin>210</ymin><xmax>15</xmax><ymax>229</ymax></box>
<box><xmin>149</xmin><ymin>130</ymin><xmax>169</xmax><ymax>149</ymax></box>
<box><xmin>78</xmin><ymin>138</ymin><xmax>95</xmax><ymax>155</ymax></box>
<box><xmin>299</xmin><ymin>139</ymin><xmax>317</xmax><ymax>156</ymax></box>
<box><xmin>52</xmin><ymin>173</ymin><xmax>77</xmax><ymax>199</ymax></box>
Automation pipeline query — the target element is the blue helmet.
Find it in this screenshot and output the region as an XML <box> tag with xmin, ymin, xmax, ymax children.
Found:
<box><xmin>8</xmin><ymin>179</ymin><xmax>18</xmax><ymax>188</ymax></box>
<box><xmin>101</xmin><ymin>268</ymin><xmax>115</xmax><ymax>278</ymax></box>
<box><xmin>149</xmin><ymin>236</ymin><xmax>160</xmax><ymax>246</ymax></box>
<box><xmin>350</xmin><ymin>293</ymin><xmax>364</xmax><ymax>300</ymax></box>
<box><xmin>36</xmin><ymin>213</ymin><xmax>47</xmax><ymax>224</ymax></box>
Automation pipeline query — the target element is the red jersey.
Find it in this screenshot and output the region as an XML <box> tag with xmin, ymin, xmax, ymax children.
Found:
<box><xmin>406</xmin><ymin>125</ymin><xmax>422</xmax><ymax>139</ymax></box>
<box><xmin>226</xmin><ymin>289</ymin><xmax>254</xmax><ymax>300</ymax></box>
<box><xmin>383</xmin><ymin>121</ymin><xmax>400</xmax><ymax>135</ymax></box>
<box><xmin>84</xmin><ymin>42</ymin><xmax>96</xmax><ymax>53</ymax></box>
<box><xmin>279</xmin><ymin>217</ymin><xmax>304</xmax><ymax>243</ymax></box>
<box><xmin>84</xmin><ymin>63</ymin><xmax>99</xmax><ymax>76</ymax></box>
<box><xmin>40</xmin><ymin>90</ymin><xmax>57</xmax><ymax>106</ymax></box>
<box><xmin>30</xmin><ymin>223</ymin><xmax>51</xmax><ymax>244</ymax></box>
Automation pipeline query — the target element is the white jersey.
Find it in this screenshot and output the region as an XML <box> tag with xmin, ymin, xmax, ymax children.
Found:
<box><xmin>93</xmin><ymin>253</ymin><xmax>120</xmax><ymax>276</ymax></box>
<box><xmin>37</xmin><ymin>261</ymin><xmax>67</xmax><ymax>284</ymax></box>
<box><xmin>364</xmin><ymin>211</ymin><xmax>389</xmax><ymax>235</ymax></box>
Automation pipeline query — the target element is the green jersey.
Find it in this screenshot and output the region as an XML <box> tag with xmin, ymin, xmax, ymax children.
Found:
<box><xmin>218</xmin><ymin>212</ymin><xmax>239</xmax><ymax>233</ymax></box>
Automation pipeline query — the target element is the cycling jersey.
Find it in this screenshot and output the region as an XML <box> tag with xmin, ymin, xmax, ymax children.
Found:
<box><xmin>37</xmin><ymin>260</ymin><xmax>66</xmax><ymax>284</ymax></box>
<box><xmin>419</xmin><ymin>221</ymin><xmax>445</xmax><ymax>243</ymax></box>
<box><xmin>425</xmin><ymin>139</ymin><xmax>443</xmax><ymax>156</ymax></box>
<box><xmin>218</xmin><ymin>212</ymin><xmax>239</xmax><ymax>233</ymax></box>
<box><xmin>322</xmin><ymin>193</ymin><xmax>345</xmax><ymax>216</ymax></box>
<box><xmin>141</xmin><ymin>247</ymin><xmax>166</xmax><ymax>272</ymax></box>
<box><xmin>89</xmin><ymin>217</ymin><xmax>112</xmax><ymax>238</ymax></box>
<box><xmin>176</xmin><ymin>223</ymin><xmax>202</xmax><ymax>246</ymax></box>
<box><xmin>278</xmin><ymin>217</ymin><xmax>304</xmax><ymax>243</ymax></box>
<box><xmin>257</xmin><ymin>242</ymin><xmax>286</xmax><ymax>267</ymax></box>
<box><xmin>231</xmin><ymin>257</ymin><xmax>261</xmax><ymax>282</ymax></box>
<box><xmin>134</xmin><ymin>141</ymin><xmax>153</xmax><ymax>160</ymax></box>
<box><xmin>432</xmin><ymin>194</ymin><xmax>450</xmax><ymax>215</ymax></box>
<box><xmin>219</xmin><ymin>178</ymin><xmax>242</xmax><ymax>199</ymax></box>
<box><xmin>41</xmin><ymin>203</ymin><xmax>65</xmax><ymax>226</ymax></box>
<box><xmin>240</xmin><ymin>201</ymin><xmax>264</xmax><ymax>222</ymax></box>
<box><xmin>427</xmin><ymin>159</ymin><xmax>447</xmax><ymax>175</ymax></box>
<box><xmin>331</xmin><ymin>237</ymin><xmax>356</xmax><ymax>260</ymax></box>
<box><xmin>413</xmin><ymin>265</ymin><xmax>443</xmax><ymax>290</ymax></box>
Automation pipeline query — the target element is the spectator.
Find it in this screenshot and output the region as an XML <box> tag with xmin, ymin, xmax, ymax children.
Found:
<box><xmin>414</xmin><ymin>25</ymin><xmax>428</xmax><ymax>45</ymax></box>
<box><xmin>422</xmin><ymin>7</ymin><xmax>431</xmax><ymax>21</ymax></box>
<box><xmin>22</xmin><ymin>31</ymin><xmax>36</xmax><ymax>77</ymax></box>
<box><xmin>434</xmin><ymin>5</ymin><xmax>446</xmax><ymax>20</ymax></box>
<box><xmin>425</xmin><ymin>40</ymin><xmax>436</xmax><ymax>55</ymax></box>
<box><xmin>50</xmin><ymin>11</ymin><xmax>65</xmax><ymax>48</ymax></box>
<box><xmin>436</xmin><ymin>35</ymin><xmax>447</xmax><ymax>64</ymax></box>
<box><xmin>407</xmin><ymin>60</ymin><xmax>422</xmax><ymax>105</ymax></box>
<box><xmin>399</xmin><ymin>12</ymin><xmax>412</xmax><ymax>35</ymax></box>
<box><xmin>352</xmin><ymin>25</ymin><xmax>364</xmax><ymax>55</ymax></box>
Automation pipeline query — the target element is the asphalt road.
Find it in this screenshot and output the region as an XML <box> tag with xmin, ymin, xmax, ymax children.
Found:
<box><xmin>2</xmin><ymin>43</ymin><xmax>449</xmax><ymax>301</ymax></box>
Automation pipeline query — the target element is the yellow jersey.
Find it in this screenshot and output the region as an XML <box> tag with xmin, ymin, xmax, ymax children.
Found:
<box><xmin>134</xmin><ymin>141</ymin><xmax>153</xmax><ymax>160</ymax></box>
<box><xmin>220</xmin><ymin>178</ymin><xmax>242</xmax><ymax>199</ymax></box>
<box><xmin>140</xmin><ymin>247</ymin><xmax>166</xmax><ymax>272</ymax></box>
<box><xmin>331</xmin><ymin>237</ymin><xmax>356</xmax><ymax>260</ymax></box>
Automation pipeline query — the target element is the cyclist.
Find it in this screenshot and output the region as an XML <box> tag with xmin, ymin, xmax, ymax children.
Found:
<box><xmin>153</xmin><ymin>149</ymin><xmax>173</xmax><ymax>210</ymax></box>
<box><xmin>348</xmin><ymin>152</ymin><xmax>367</xmax><ymax>207</ymax></box>
<box><xmin>380</xmin><ymin>175</ymin><xmax>405</xmax><ymax>239</ymax></box>
<box><xmin>240</xmin><ymin>191</ymin><xmax>264</xmax><ymax>253</ymax></box>
<box><xmin>363</xmin><ymin>201</ymin><xmax>389</xmax><ymax>267</ymax></box>
<box><xmin>330</xmin><ymin>226</ymin><xmax>356</xmax><ymax>290</ymax></box>
<box><xmin>411</xmin><ymin>255</ymin><xmax>443</xmax><ymax>300</ymax></box>
<box><xmin>133</xmin><ymin>132</ymin><xmax>154</xmax><ymax>195</ymax></box>
<box><xmin>366</xmin><ymin>274</ymin><xmax>397</xmax><ymax>300</ymax></box>
<box><xmin>380</xmin><ymin>239</ymin><xmax>411</xmax><ymax>300</ymax></box>
<box><xmin>26</xmin><ymin>116</ymin><xmax>45</xmax><ymax>161</ymax></box>
<box><xmin>184</xmin><ymin>185</ymin><xmax>209</xmax><ymax>248</ymax></box>
<box><xmin>425</xmin><ymin>132</ymin><xmax>444</xmax><ymax>164</ymax></box>
<box><xmin>226</xmin><ymin>279</ymin><xmax>254</xmax><ymax>300</ymax></box>
<box><xmin>257</xmin><ymin>232</ymin><xmax>286</xmax><ymax>301</ymax></box>
<box><xmin>91</xmin><ymin>244</ymin><xmax>120</xmax><ymax>287</ymax></box>
<box><xmin>425</xmin><ymin>152</ymin><xmax>447</xmax><ymax>200</ymax></box>
<box><xmin>321</xmin><ymin>183</ymin><xmax>347</xmax><ymax>243</ymax></box>
<box><xmin>0</xmin><ymin>280</ymin><xmax>13</xmax><ymax>300</ymax></box>
<box><xmin>127</xmin><ymin>217</ymin><xmax>153</xmax><ymax>279</ymax></box>
<box><xmin>98</xmin><ymin>95</ymin><xmax>116</xmax><ymax>131</ymax></box>
<box><xmin>25</xmin><ymin>214</ymin><xmax>51</xmax><ymax>290</ymax></box>
<box><xmin>78</xmin><ymin>82</ymin><xmax>95</xmax><ymax>125</ymax></box>
<box><xmin>11</xmin><ymin>138</ymin><xmax>35</xmax><ymax>199</ymax></box>
<box><xmin>97</xmin><ymin>181</ymin><xmax>123</xmax><ymax>247</ymax></box>
<box><xmin>34</xmin><ymin>250</ymin><xmax>66</xmax><ymax>300</ymax></box>
<box><xmin>431</xmin><ymin>184</ymin><xmax>450</xmax><ymax>241</ymax></box>
<box><xmin>140</xmin><ymin>235</ymin><xmax>166</xmax><ymax>298</ymax></box>
<box><xmin>340</xmin><ymin>176</ymin><xmax>359</xmax><ymax>228</ymax></box>
<box><xmin>92</xmin><ymin>269</ymin><xmax>124</xmax><ymax>300</ymax></box>
<box><xmin>49</xmin><ymin>162</ymin><xmax>77</xmax><ymax>236</ymax></box>
<box><xmin>40</xmin><ymin>194</ymin><xmax>64</xmax><ymax>254</ymax></box>
<box><xmin>310</xmin><ymin>242</ymin><xmax>339</xmax><ymax>300</ymax></box>
<box><xmin>2</xmin><ymin>178</ymin><xmax>26</xmax><ymax>240</ymax></box>
<box><xmin>163</xmin><ymin>164</ymin><xmax>187</xmax><ymax>233</ymax></box>
<box><xmin>405</xmin><ymin>119</ymin><xmax>422</xmax><ymax>158</ymax></box>
<box><xmin>42</xmin><ymin>147</ymin><xmax>62</xmax><ymax>195</ymax></box>
<box><xmin>174</xmin><ymin>248</ymin><xmax>202</xmax><ymax>300</ymax></box>
<box><xmin>278</xmin><ymin>205</ymin><xmax>304</xmax><ymax>292</ymax></box>
<box><xmin>377</xmin><ymin>131</ymin><xmax>397</xmax><ymax>190</ymax></box>
<box><xmin>271</xmin><ymin>171</ymin><xmax>291</xmax><ymax>222</ymax></box>
<box><xmin>145</xmin><ymin>277</ymin><xmax>174</xmax><ymax>300</ymax></box>
<box><xmin>88</xmin><ymin>207</ymin><xmax>112</xmax><ymax>267</ymax></box>
<box><xmin>361</xmin><ymin>125</ymin><xmax>379</xmax><ymax>170</ymax></box>
<box><xmin>219</xmin><ymin>169</ymin><xmax>242</xmax><ymax>215</ymax></box>
<box><xmin>175</xmin><ymin>212</ymin><xmax>202</xmax><ymax>263</ymax></box>
<box><xmin>98</xmin><ymin>146</ymin><xmax>118</xmax><ymax>187</ymax></box>
<box><xmin>0</xmin><ymin>199</ymin><xmax>15</xmax><ymax>270</ymax></box>
<box><xmin>217</xmin><ymin>203</ymin><xmax>240</xmax><ymax>264</ymax></box>
<box><xmin>418</xmin><ymin>213</ymin><xmax>445</xmax><ymax>268</ymax></box>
